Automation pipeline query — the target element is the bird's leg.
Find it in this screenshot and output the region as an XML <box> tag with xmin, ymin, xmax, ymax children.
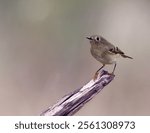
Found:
<box><xmin>112</xmin><ymin>63</ymin><xmax>117</xmax><ymax>74</ymax></box>
<box><xmin>93</xmin><ymin>64</ymin><xmax>105</xmax><ymax>81</ymax></box>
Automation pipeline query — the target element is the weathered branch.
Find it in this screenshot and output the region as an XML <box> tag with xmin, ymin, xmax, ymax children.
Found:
<box><xmin>41</xmin><ymin>70</ymin><xmax>115</xmax><ymax>116</ymax></box>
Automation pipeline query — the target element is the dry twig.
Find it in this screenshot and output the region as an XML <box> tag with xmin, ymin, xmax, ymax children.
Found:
<box><xmin>41</xmin><ymin>70</ymin><xmax>115</xmax><ymax>116</ymax></box>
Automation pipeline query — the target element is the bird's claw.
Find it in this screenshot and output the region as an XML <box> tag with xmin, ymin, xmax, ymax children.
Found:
<box><xmin>108</xmin><ymin>72</ymin><xmax>115</xmax><ymax>76</ymax></box>
<box><xmin>93</xmin><ymin>72</ymin><xmax>99</xmax><ymax>81</ymax></box>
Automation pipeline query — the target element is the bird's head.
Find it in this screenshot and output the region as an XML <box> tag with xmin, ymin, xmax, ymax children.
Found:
<box><xmin>86</xmin><ymin>35</ymin><xmax>102</xmax><ymax>45</ymax></box>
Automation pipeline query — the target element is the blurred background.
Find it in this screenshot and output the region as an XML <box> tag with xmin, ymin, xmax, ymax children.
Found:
<box><xmin>0</xmin><ymin>0</ymin><xmax>150</xmax><ymax>115</ymax></box>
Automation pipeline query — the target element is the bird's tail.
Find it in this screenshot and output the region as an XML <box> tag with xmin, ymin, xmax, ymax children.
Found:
<box><xmin>121</xmin><ymin>54</ymin><xmax>133</xmax><ymax>59</ymax></box>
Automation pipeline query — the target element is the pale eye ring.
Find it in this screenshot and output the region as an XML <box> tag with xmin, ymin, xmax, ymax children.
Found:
<box><xmin>96</xmin><ymin>36</ymin><xmax>100</xmax><ymax>41</ymax></box>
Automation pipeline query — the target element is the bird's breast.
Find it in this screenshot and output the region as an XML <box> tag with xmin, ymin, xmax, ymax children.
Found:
<box><xmin>90</xmin><ymin>47</ymin><xmax>116</xmax><ymax>64</ymax></box>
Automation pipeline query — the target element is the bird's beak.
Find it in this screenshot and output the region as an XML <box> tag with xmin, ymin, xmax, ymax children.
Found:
<box><xmin>86</xmin><ymin>37</ymin><xmax>93</xmax><ymax>40</ymax></box>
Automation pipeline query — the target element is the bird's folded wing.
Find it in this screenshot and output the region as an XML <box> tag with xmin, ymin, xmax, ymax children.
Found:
<box><xmin>108</xmin><ymin>46</ymin><xmax>133</xmax><ymax>59</ymax></box>
<box><xmin>108</xmin><ymin>46</ymin><xmax>124</xmax><ymax>55</ymax></box>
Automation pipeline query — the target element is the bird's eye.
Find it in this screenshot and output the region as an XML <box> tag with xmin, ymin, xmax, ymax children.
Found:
<box><xmin>96</xmin><ymin>36</ymin><xmax>100</xmax><ymax>41</ymax></box>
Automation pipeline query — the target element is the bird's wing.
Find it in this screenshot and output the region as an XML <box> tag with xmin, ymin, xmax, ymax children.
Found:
<box><xmin>100</xmin><ymin>36</ymin><xmax>133</xmax><ymax>59</ymax></box>
<box><xmin>108</xmin><ymin>46</ymin><xmax>124</xmax><ymax>55</ymax></box>
<box><xmin>108</xmin><ymin>46</ymin><xmax>133</xmax><ymax>59</ymax></box>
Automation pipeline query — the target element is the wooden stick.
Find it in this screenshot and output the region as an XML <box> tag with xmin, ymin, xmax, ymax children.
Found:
<box><xmin>41</xmin><ymin>70</ymin><xmax>115</xmax><ymax>116</ymax></box>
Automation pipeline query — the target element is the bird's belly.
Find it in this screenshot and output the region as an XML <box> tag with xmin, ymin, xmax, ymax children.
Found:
<box><xmin>91</xmin><ymin>48</ymin><xmax>116</xmax><ymax>64</ymax></box>
<box><xmin>101</xmin><ymin>55</ymin><xmax>116</xmax><ymax>64</ymax></box>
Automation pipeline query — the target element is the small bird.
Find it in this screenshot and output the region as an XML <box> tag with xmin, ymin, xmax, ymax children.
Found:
<box><xmin>86</xmin><ymin>35</ymin><xmax>133</xmax><ymax>80</ymax></box>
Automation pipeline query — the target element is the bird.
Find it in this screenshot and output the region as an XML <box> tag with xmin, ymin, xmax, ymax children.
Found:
<box><xmin>86</xmin><ymin>35</ymin><xmax>133</xmax><ymax>80</ymax></box>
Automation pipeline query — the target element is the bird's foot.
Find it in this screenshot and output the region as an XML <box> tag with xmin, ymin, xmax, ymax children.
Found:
<box><xmin>108</xmin><ymin>72</ymin><xmax>115</xmax><ymax>76</ymax></box>
<box><xmin>93</xmin><ymin>70</ymin><xmax>115</xmax><ymax>81</ymax></box>
<box><xmin>93</xmin><ymin>71</ymin><xmax>99</xmax><ymax>81</ymax></box>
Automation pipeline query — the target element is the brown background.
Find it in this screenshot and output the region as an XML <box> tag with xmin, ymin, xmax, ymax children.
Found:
<box><xmin>0</xmin><ymin>0</ymin><xmax>149</xmax><ymax>115</ymax></box>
